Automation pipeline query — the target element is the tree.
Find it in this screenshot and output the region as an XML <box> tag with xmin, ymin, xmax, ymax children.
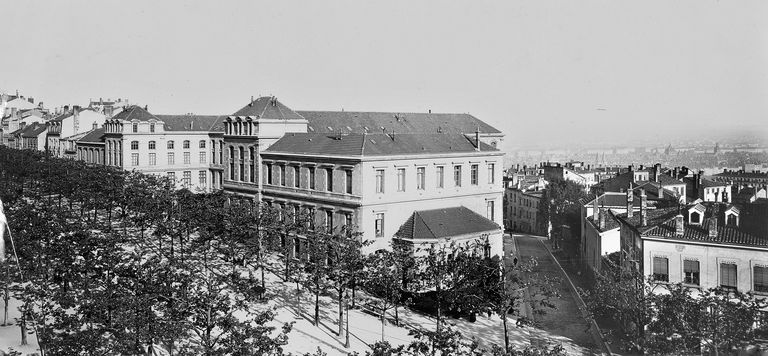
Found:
<box><xmin>536</xmin><ymin>177</ymin><xmax>587</xmax><ymax>255</ymax></box>
<box><xmin>697</xmin><ymin>288</ymin><xmax>767</xmax><ymax>355</ymax></box>
<box><xmin>364</xmin><ymin>249</ymin><xmax>404</xmax><ymax>341</ymax></box>
<box><xmin>327</xmin><ymin>224</ymin><xmax>366</xmax><ymax>337</ymax></box>
<box><xmin>303</xmin><ymin>229</ymin><xmax>331</xmax><ymax>326</ymax></box>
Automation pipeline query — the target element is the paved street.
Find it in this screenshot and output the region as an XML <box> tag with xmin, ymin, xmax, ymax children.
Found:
<box><xmin>508</xmin><ymin>233</ymin><xmax>600</xmax><ymax>354</ymax></box>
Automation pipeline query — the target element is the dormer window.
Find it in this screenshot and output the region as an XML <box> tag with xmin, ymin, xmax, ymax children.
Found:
<box><xmin>688</xmin><ymin>204</ymin><xmax>706</xmax><ymax>225</ymax></box>
<box><xmin>725</xmin><ymin>206</ymin><xmax>740</xmax><ymax>227</ymax></box>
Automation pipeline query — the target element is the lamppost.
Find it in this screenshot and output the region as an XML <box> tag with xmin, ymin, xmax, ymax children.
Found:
<box><xmin>344</xmin><ymin>290</ymin><xmax>350</xmax><ymax>348</ymax></box>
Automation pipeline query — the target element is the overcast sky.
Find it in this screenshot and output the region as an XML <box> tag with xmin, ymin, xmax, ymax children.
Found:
<box><xmin>2</xmin><ymin>0</ymin><xmax>766</xmax><ymax>148</ymax></box>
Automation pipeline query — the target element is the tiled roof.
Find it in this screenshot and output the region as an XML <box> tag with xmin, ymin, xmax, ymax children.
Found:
<box><xmin>19</xmin><ymin>123</ymin><xmax>47</xmax><ymax>137</ymax></box>
<box><xmin>657</xmin><ymin>174</ymin><xmax>684</xmax><ymax>186</ymax></box>
<box><xmin>264</xmin><ymin>133</ymin><xmax>498</xmax><ymax>157</ymax></box>
<box><xmin>231</xmin><ymin>96</ymin><xmax>305</xmax><ymax>120</ymax></box>
<box><xmin>616</xmin><ymin>204</ymin><xmax>768</xmax><ymax>248</ymax></box>
<box><xmin>155</xmin><ymin>115</ymin><xmax>225</xmax><ymax>132</ymax></box>
<box><xmin>586</xmin><ymin>211</ymin><xmax>621</xmax><ymax>232</ymax></box>
<box><xmin>77</xmin><ymin>128</ymin><xmax>106</xmax><ymax>144</ymax></box>
<box><xmin>297</xmin><ymin>110</ymin><xmax>501</xmax><ymax>135</ymax></box>
<box><xmin>714</xmin><ymin>171</ymin><xmax>768</xmax><ymax>179</ymax></box>
<box><xmin>395</xmin><ymin>206</ymin><xmax>500</xmax><ymax>240</ymax></box>
<box><xmin>581</xmin><ymin>192</ymin><xmax>642</xmax><ymax>207</ymax></box>
<box><xmin>700</xmin><ymin>177</ymin><xmax>730</xmax><ymax>188</ymax></box>
<box><xmin>109</xmin><ymin>105</ymin><xmax>159</xmax><ymax>122</ymax></box>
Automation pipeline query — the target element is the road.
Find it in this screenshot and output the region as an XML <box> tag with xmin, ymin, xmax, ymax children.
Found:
<box><xmin>508</xmin><ymin>233</ymin><xmax>600</xmax><ymax>354</ymax></box>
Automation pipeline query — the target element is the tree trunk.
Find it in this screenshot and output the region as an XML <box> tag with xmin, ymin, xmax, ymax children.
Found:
<box><xmin>503</xmin><ymin>312</ymin><xmax>509</xmax><ymax>353</ymax></box>
<box><xmin>314</xmin><ymin>290</ymin><xmax>320</xmax><ymax>326</ymax></box>
<box><xmin>394</xmin><ymin>305</ymin><xmax>399</xmax><ymax>327</ymax></box>
<box><xmin>381</xmin><ymin>313</ymin><xmax>386</xmax><ymax>342</ymax></box>
<box><xmin>20</xmin><ymin>309</ymin><xmax>27</xmax><ymax>345</ymax></box>
<box><xmin>338</xmin><ymin>290</ymin><xmax>344</xmax><ymax>336</ymax></box>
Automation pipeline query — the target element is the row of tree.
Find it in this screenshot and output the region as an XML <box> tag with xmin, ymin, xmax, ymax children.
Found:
<box><xmin>0</xmin><ymin>147</ymin><xmax>561</xmax><ymax>355</ymax></box>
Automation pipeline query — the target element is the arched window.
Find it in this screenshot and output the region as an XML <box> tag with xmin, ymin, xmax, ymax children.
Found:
<box><xmin>183</xmin><ymin>140</ymin><xmax>190</xmax><ymax>149</ymax></box>
<box><xmin>167</xmin><ymin>140</ymin><xmax>174</xmax><ymax>149</ymax></box>
<box><xmin>199</xmin><ymin>140</ymin><xmax>206</xmax><ymax>149</ymax></box>
<box><xmin>130</xmin><ymin>141</ymin><xmax>139</xmax><ymax>150</ymax></box>
<box><xmin>148</xmin><ymin>141</ymin><xmax>156</xmax><ymax>150</ymax></box>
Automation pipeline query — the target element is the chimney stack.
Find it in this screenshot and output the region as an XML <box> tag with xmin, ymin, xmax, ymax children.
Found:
<box><xmin>598</xmin><ymin>209</ymin><xmax>606</xmax><ymax>230</ymax></box>
<box><xmin>592</xmin><ymin>196</ymin><xmax>599</xmax><ymax>221</ymax></box>
<box><xmin>708</xmin><ymin>217</ymin><xmax>718</xmax><ymax>239</ymax></box>
<box><xmin>626</xmin><ymin>183</ymin><xmax>634</xmax><ymax>218</ymax></box>
<box><xmin>640</xmin><ymin>188</ymin><xmax>647</xmax><ymax>226</ymax></box>
<box><xmin>475</xmin><ymin>127</ymin><xmax>481</xmax><ymax>151</ymax></box>
<box><xmin>675</xmin><ymin>214</ymin><xmax>685</xmax><ymax>236</ymax></box>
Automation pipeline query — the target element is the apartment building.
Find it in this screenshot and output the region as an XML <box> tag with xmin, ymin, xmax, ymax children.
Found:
<box><xmin>616</xmin><ymin>199</ymin><xmax>768</xmax><ymax>295</ymax></box>
<box><xmin>260</xmin><ymin>132</ymin><xmax>504</xmax><ymax>256</ymax></box>
<box><xmin>101</xmin><ymin>106</ymin><xmax>225</xmax><ymax>191</ymax></box>
<box><xmin>47</xmin><ymin>107</ymin><xmax>106</xmax><ymax>157</ymax></box>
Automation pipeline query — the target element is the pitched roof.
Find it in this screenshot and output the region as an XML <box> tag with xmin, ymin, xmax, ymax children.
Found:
<box><xmin>77</xmin><ymin>128</ymin><xmax>106</xmax><ymax>144</ymax></box>
<box><xmin>395</xmin><ymin>206</ymin><xmax>500</xmax><ymax>240</ymax></box>
<box><xmin>587</xmin><ymin>211</ymin><xmax>621</xmax><ymax>232</ymax></box>
<box><xmin>700</xmin><ymin>177</ymin><xmax>730</xmax><ymax>188</ymax></box>
<box><xmin>264</xmin><ymin>133</ymin><xmax>498</xmax><ymax>157</ymax></box>
<box><xmin>298</xmin><ymin>110</ymin><xmax>501</xmax><ymax>135</ymax></box>
<box><xmin>19</xmin><ymin>122</ymin><xmax>47</xmax><ymax>137</ymax></box>
<box><xmin>109</xmin><ymin>105</ymin><xmax>159</xmax><ymax>122</ymax></box>
<box><xmin>231</xmin><ymin>96</ymin><xmax>305</xmax><ymax>120</ymax></box>
<box><xmin>581</xmin><ymin>192</ymin><xmax>642</xmax><ymax>207</ymax></box>
<box><xmin>616</xmin><ymin>204</ymin><xmax>768</xmax><ymax>248</ymax></box>
<box><xmin>155</xmin><ymin>115</ymin><xmax>225</xmax><ymax>132</ymax></box>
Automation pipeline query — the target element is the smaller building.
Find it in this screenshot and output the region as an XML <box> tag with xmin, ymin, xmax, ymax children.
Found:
<box><xmin>75</xmin><ymin>129</ymin><xmax>106</xmax><ymax>165</ymax></box>
<box><xmin>504</xmin><ymin>187</ymin><xmax>543</xmax><ymax>234</ymax></box>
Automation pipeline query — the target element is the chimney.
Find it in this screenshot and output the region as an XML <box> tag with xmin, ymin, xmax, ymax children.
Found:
<box><xmin>626</xmin><ymin>183</ymin><xmax>634</xmax><ymax>218</ymax></box>
<box><xmin>598</xmin><ymin>209</ymin><xmax>607</xmax><ymax>230</ymax></box>
<box><xmin>675</xmin><ymin>214</ymin><xmax>685</xmax><ymax>236</ymax></box>
<box><xmin>592</xmin><ymin>196</ymin><xmax>599</xmax><ymax>221</ymax></box>
<box><xmin>27</xmin><ymin>97</ymin><xmax>34</xmax><ymax>104</ymax></box>
<box><xmin>707</xmin><ymin>217</ymin><xmax>718</xmax><ymax>239</ymax></box>
<box><xmin>475</xmin><ymin>127</ymin><xmax>481</xmax><ymax>151</ymax></box>
<box><xmin>250</xmin><ymin>96</ymin><xmax>254</xmax><ymax>106</ymax></box>
<box><xmin>73</xmin><ymin>108</ymin><xmax>80</xmax><ymax>133</ymax></box>
<box><xmin>640</xmin><ymin>188</ymin><xmax>647</xmax><ymax>226</ymax></box>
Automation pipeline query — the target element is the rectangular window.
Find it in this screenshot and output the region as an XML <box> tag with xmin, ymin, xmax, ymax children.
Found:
<box><xmin>293</xmin><ymin>167</ymin><xmax>300</xmax><ymax>188</ymax></box>
<box><xmin>325</xmin><ymin>210</ymin><xmax>333</xmax><ymax>232</ymax></box>
<box><xmin>346</xmin><ymin>170</ymin><xmax>353</xmax><ymax>194</ymax></box>
<box><xmin>167</xmin><ymin>172</ymin><xmax>175</xmax><ymax>181</ymax></box>
<box><xmin>199</xmin><ymin>152</ymin><xmax>206</xmax><ymax>163</ymax></box>
<box><xmin>309</xmin><ymin>167</ymin><xmax>316</xmax><ymax>190</ymax></box>
<box><xmin>281</xmin><ymin>166</ymin><xmax>286</xmax><ymax>186</ymax></box>
<box><xmin>684</xmin><ymin>260</ymin><xmax>700</xmax><ymax>285</ymax></box>
<box><xmin>149</xmin><ymin>123</ymin><xmax>155</xmax><ymax>133</ymax></box>
<box><xmin>130</xmin><ymin>141</ymin><xmax>138</xmax><ymax>150</ymax></box>
<box><xmin>132</xmin><ymin>123</ymin><xmax>138</xmax><ymax>133</ymax></box>
<box><xmin>488</xmin><ymin>163</ymin><xmax>495</xmax><ymax>184</ymax></box>
<box><xmin>149</xmin><ymin>153</ymin><xmax>156</xmax><ymax>166</ymax></box>
<box><xmin>375</xmin><ymin>169</ymin><xmax>385</xmax><ymax>193</ymax></box>
<box><xmin>471</xmin><ymin>164</ymin><xmax>479</xmax><ymax>185</ymax></box>
<box><xmin>375</xmin><ymin>213</ymin><xmax>384</xmax><ymax>237</ymax></box>
<box><xmin>131</xmin><ymin>153</ymin><xmax>139</xmax><ymax>166</ymax></box>
<box><xmin>721</xmin><ymin>263</ymin><xmax>737</xmax><ymax>290</ymax></box>
<box><xmin>345</xmin><ymin>213</ymin><xmax>352</xmax><ymax>227</ymax></box>
<box><xmin>454</xmin><ymin>165</ymin><xmax>462</xmax><ymax>187</ymax></box>
<box><xmin>755</xmin><ymin>266</ymin><xmax>768</xmax><ymax>292</ymax></box>
<box><xmin>397</xmin><ymin>168</ymin><xmax>406</xmax><ymax>191</ymax></box>
<box><xmin>653</xmin><ymin>257</ymin><xmax>669</xmax><ymax>282</ymax></box>
<box><xmin>487</xmin><ymin>200</ymin><xmax>495</xmax><ymax>221</ymax></box>
<box><xmin>183</xmin><ymin>152</ymin><xmax>190</xmax><ymax>164</ymax></box>
<box><xmin>167</xmin><ymin>152</ymin><xmax>175</xmax><ymax>165</ymax></box>
<box><xmin>182</xmin><ymin>171</ymin><xmax>191</xmax><ymax>187</ymax></box>
<box><xmin>326</xmin><ymin>168</ymin><xmax>333</xmax><ymax>192</ymax></box>
<box><xmin>199</xmin><ymin>171</ymin><xmax>207</xmax><ymax>186</ymax></box>
<box><xmin>267</xmin><ymin>164</ymin><xmax>273</xmax><ymax>185</ymax></box>
<box><xmin>436</xmin><ymin>166</ymin><xmax>444</xmax><ymax>188</ymax></box>
<box><xmin>417</xmin><ymin>167</ymin><xmax>425</xmax><ymax>190</ymax></box>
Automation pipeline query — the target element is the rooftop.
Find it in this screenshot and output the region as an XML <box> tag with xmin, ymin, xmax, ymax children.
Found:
<box><xmin>155</xmin><ymin>115</ymin><xmax>225</xmax><ymax>132</ymax></box>
<box><xmin>395</xmin><ymin>206</ymin><xmax>500</xmax><ymax>240</ymax></box>
<box><xmin>77</xmin><ymin>128</ymin><xmax>106</xmax><ymax>144</ymax></box>
<box><xmin>298</xmin><ymin>110</ymin><xmax>501</xmax><ymax>135</ymax></box>
<box><xmin>231</xmin><ymin>96</ymin><xmax>305</xmax><ymax>120</ymax></box>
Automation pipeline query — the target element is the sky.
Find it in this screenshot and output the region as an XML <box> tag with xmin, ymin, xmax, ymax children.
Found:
<box><xmin>2</xmin><ymin>0</ymin><xmax>767</xmax><ymax>149</ymax></box>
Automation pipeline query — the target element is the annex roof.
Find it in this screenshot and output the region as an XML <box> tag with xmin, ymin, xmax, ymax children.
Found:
<box><xmin>77</xmin><ymin>128</ymin><xmax>106</xmax><ymax>144</ymax></box>
<box><xmin>109</xmin><ymin>105</ymin><xmax>159</xmax><ymax>122</ymax></box>
<box><xmin>586</xmin><ymin>210</ymin><xmax>621</xmax><ymax>232</ymax></box>
<box><xmin>264</xmin><ymin>133</ymin><xmax>498</xmax><ymax>157</ymax></box>
<box><xmin>395</xmin><ymin>206</ymin><xmax>501</xmax><ymax>240</ymax></box>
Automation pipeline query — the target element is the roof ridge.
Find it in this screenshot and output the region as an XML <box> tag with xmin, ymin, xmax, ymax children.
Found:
<box><xmin>416</xmin><ymin>211</ymin><xmax>440</xmax><ymax>240</ymax></box>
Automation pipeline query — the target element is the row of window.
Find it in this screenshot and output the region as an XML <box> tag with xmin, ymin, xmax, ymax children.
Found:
<box><xmin>652</xmin><ymin>256</ymin><xmax>768</xmax><ymax>292</ymax></box>
<box><xmin>265</xmin><ymin>164</ymin><xmax>354</xmax><ymax>194</ymax></box>
<box><xmin>130</xmin><ymin>152</ymin><xmax>207</xmax><ymax>166</ymax></box>
<box><xmin>130</xmin><ymin>140</ymin><xmax>206</xmax><ymax>150</ymax></box>
<box><xmin>375</xmin><ymin>163</ymin><xmax>496</xmax><ymax>193</ymax></box>
<box><xmin>165</xmin><ymin>170</ymin><xmax>208</xmax><ymax>188</ymax></box>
